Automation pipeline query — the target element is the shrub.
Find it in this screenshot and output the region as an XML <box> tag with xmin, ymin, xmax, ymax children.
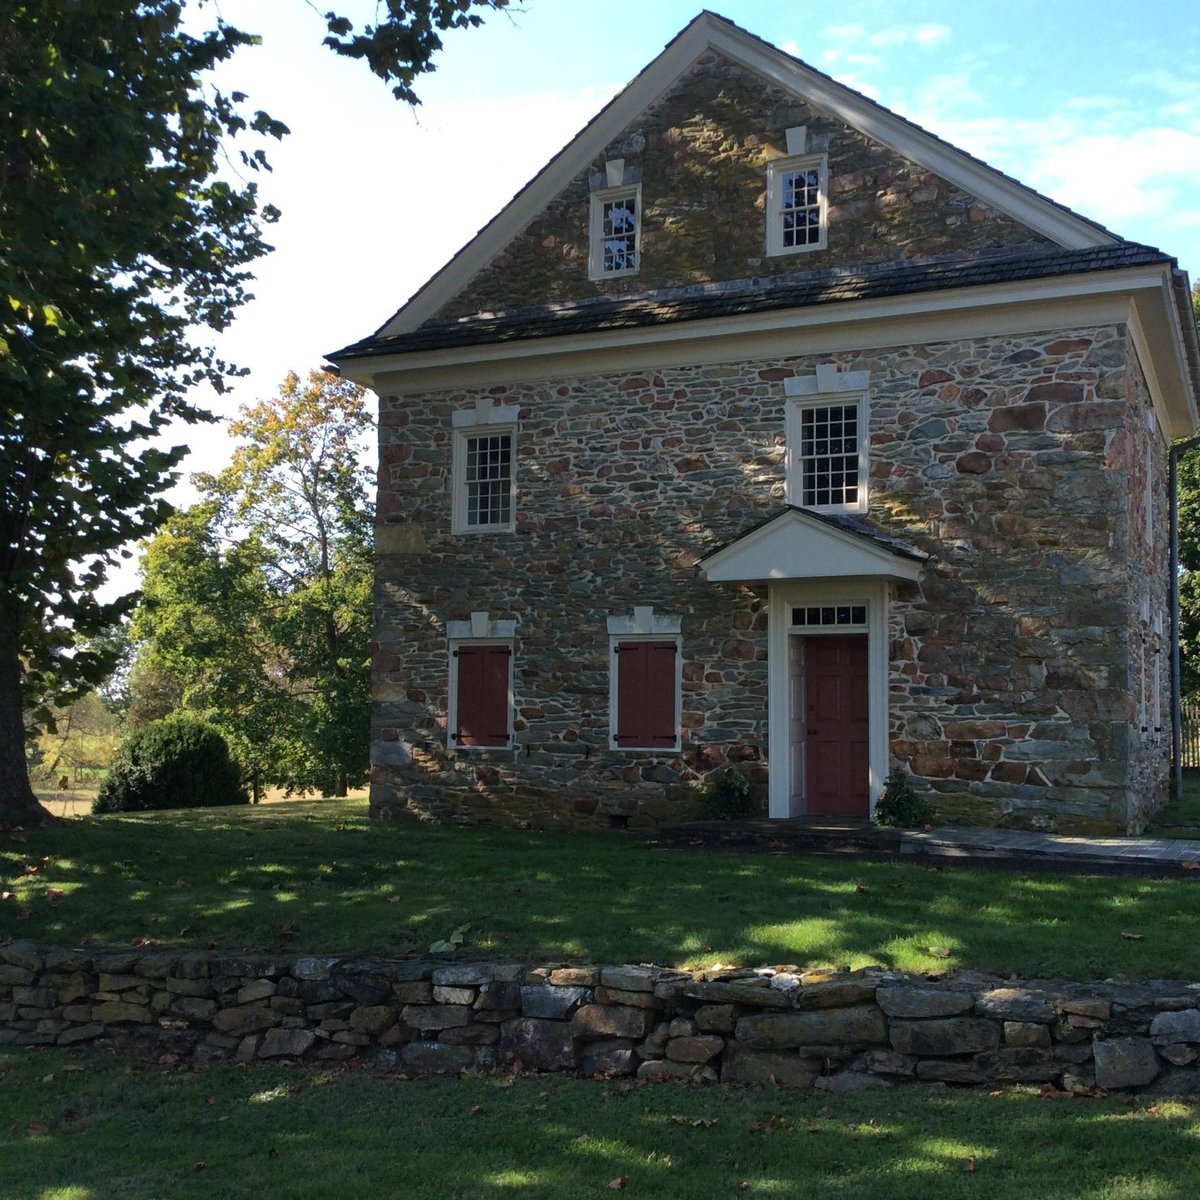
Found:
<box><xmin>698</xmin><ymin>766</ymin><xmax>757</xmax><ymax>821</ymax></box>
<box><xmin>94</xmin><ymin>714</ymin><xmax>248</xmax><ymax>813</ymax></box>
<box><xmin>874</xmin><ymin>767</ymin><xmax>934</xmax><ymax>828</ymax></box>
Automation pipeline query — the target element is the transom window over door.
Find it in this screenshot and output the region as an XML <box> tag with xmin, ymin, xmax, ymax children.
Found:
<box><xmin>783</xmin><ymin>367</ymin><xmax>870</xmax><ymax>514</ymax></box>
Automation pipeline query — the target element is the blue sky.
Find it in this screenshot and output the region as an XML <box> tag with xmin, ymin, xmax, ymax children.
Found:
<box><xmin>177</xmin><ymin>0</ymin><xmax>1200</xmax><ymax>486</ymax></box>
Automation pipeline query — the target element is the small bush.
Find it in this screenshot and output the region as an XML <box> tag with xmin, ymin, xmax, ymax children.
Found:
<box><xmin>698</xmin><ymin>766</ymin><xmax>757</xmax><ymax>821</ymax></box>
<box><xmin>94</xmin><ymin>714</ymin><xmax>248</xmax><ymax>813</ymax></box>
<box><xmin>874</xmin><ymin>767</ymin><xmax>934</xmax><ymax>828</ymax></box>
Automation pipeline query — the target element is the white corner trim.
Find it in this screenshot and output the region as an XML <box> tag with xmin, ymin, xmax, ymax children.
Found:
<box><xmin>452</xmin><ymin>398</ymin><xmax>521</xmax><ymax>428</ymax></box>
<box><xmin>447</xmin><ymin>612</ymin><xmax>517</xmax><ymax>640</ymax></box>
<box><xmin>606</xmin><ymin>605</ymin><xmax>682</xmax><ymax>635</ymax></box>
<box><xmin>784</xmin><ymin>366</ymin><xmax>872</xmax><ymax>396</ymax></box>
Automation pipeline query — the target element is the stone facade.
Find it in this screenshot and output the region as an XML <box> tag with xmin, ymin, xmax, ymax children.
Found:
<box><xmin>6</xmin><ymin>941</ymin><xmax>1200</xmax><ymax>1095</ymax></box>
<box><xmin>345</xmin><ymin>16</ymin><xmax>1194</xmax><ymax>834</ymax></box>
<box><xmin>373</xmin><ymin>322</ymin><xmax>1170</xmax><ymax>832</ymax></box>
<box><xmin>436</xmin><ymin>52</ymin><xmax>1052</xmax><ymax>320</ymax></box>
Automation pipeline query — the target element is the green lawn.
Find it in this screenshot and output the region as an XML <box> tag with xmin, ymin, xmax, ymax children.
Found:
<box><xmin>1147</xmin><ymin>771</ymin><xmax>1200</xmax><ymax>839</ymax></box>
<box><xmin>2</xmin><ymin>1048</ymin><xmax>1198</xmax><ymax>1200</ymax></box>
<box><xmin>2</xmin><ymin>799</ymin><xmax>1199</xmax><ymax>979</ymax></box>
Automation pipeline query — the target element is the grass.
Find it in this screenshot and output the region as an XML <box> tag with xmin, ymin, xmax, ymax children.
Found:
<box><xmin>2</xmin><ymin>1047</ymin><xmax>1199</xmax><ymax>1199</ymax></box>
<box><xmin>1147</xmin><ymin>771</ymin><xmax>1200</xmax><ymax>839</ymax></box>
<box><xmin>2</xmin><ymin>799</ymin><xmax>1200</xmax><ymax>979</ymax></box>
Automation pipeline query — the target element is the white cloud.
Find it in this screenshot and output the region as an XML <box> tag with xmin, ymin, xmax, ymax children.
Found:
<box><xmin>866</xmin><ymin>24</ymin><xmax>951</xmax><ymax>48</ymax></box>
<box><xmin>824</xmin><ymin>23</ymin><xmax>865</xmax><ymax>40</ymax></box>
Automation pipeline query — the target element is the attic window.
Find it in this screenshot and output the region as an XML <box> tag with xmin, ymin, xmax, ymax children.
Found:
<box><xmin>589</xmin><ymin>185</ymin><xmax>641</xmax><ymax>279</ymax></box>
<box><xmin>766</xmin><ymin>154</ymin><xmax>827</xmax><ymax>256</ymax></box>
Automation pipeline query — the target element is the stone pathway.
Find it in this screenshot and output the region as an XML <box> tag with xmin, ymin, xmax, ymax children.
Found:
<box><xmin>904</xmin><ymin>826</ymin><xmax>1200</xmax><ymax>869</ymax></box>
<box><xmin>657</xmin><ymin>819</ymin><xmax>1200</xmax><ymax>877</ymax></box>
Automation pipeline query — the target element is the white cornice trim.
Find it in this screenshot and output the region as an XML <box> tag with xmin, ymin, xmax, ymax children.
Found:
<box><xmin>348</xmin><ymin>267</ymin><xmax>1156</xmax><ymax>385</ymax></box>
<box><xmin>372</xmin><ymin>13</ymin><xmax>1114</xmax><ymax>340</ymax></box>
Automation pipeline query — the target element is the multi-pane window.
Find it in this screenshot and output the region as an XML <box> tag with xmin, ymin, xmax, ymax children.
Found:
<box><xmin>780</xmin><ymin>166</ymin><xmax>822</xmax><ymax>248</ymax></box>
<box><xmin>791</xmin><ymin>605</ymin><xmax>867</xmax><ymax>628</ymax></box>
<box><xmin>601</xmin><ymin>194</ymin><xmax>638</xmax><ymax>272</ymax></box>
<box><xmin>799</xmin><ymin>403</ymin><xmax>859</xmax><ymax>508</ymax></box>
<box><xmin>767</xmin><ymin>155</ymin><xmax>827</xmax><ymax>256</ymax></box>
<box><xmin>589</xmin><ymin>185</ymin><xmax>641</xmax><ymax>279</ymax></box>
<box><xmin>463</xmin><ymin>432</ymin><xmax>512</xmax><ymax>528</ymax></box>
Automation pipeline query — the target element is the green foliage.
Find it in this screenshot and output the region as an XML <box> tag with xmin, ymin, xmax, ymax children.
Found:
<box><xmin>874</xmin><ymin>767</ymin><xmax>934</xmax><ymax>828</ymax></box>
<box><xmin>0</xmin><ymin>1</ymin><xmax>505</xmax><ymax>826</ymax></box>
<box><xmin>94</xmin><ymin>714</ymin><xmax>247</xmax><ymax>814</ymax></box>
<box><xmin>698</xmin><ymin>766</ymin><xmax>756</xmax><ymax>820</ymax></box>
<box><xmin>131</xmin><ymin>370</ymin><xmax>373</xmax><ymax>798</ymax></box>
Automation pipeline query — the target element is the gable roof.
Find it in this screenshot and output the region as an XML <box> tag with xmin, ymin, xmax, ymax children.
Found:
<box><xmin>358</xmin><ymin>11</ymin><xmax>1119</xmax><ymax>346</ymax></box>
<box><xmin>330</xmin><ymin>242</ymin><xmax>1169</xmax><ymax>363</ymax></box>
<box><xmin>699</xmin><ymin>506</ymin><xmax>928</xmax><ymax>584</ymax></box>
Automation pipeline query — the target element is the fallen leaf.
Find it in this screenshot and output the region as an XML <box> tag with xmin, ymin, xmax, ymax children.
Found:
<box><xmin>1180</xmin><ymin>861</ymin><xmax>1199</xmax><ymax>871</ymax></box>
<box><xmin>17</xmin><ymin>905</ymin><xmax>33</xmax><ymax>920</ymax></box>
<box><xmin>129</xmin><ymin>936</ymin><xmax>147</xmax><ymax>947</ymax></box>
<box><xmin>190</xmin><ymin>1161</ymin><xmax>207</xmax><ymax>1173</ymax></box>
<box><xmin>41</xmin><ymin>1073</ymin><xmax>55</xmax><ymax>1083</ymax></box>
<box><xmin>174</xmin><ymin>879</ymin><xmax>188</xmax><ymax>887</ymax></box>
<box><xmin>930</xmin><ymin>946</ymin><xmax>952</xmax><ymax>959</ymax></box>
<box><xmin>23</xmin><ymin>863</ymin><xmax>40</xmax><ymax>875</ymax></box>
<box><xmin>27</xmin><ymin>1121</ymin><xmax>48</xmax><ymax>1134</ymax></box>
<box><xmin>470</xmin><ymin>1104</ymin><xmax>484</xmax><ymax>1116</ymax></box>
<box><xmin>964</xmin><ymin>1156</ymin><xmax>977</xmax><ymax>1172</ymax></box>
<box><xmin>46</xmin><ymin>888</ymin><xmax>64</xmax><ymax>904</ymax></box>
<box><xmin>854</xmin><ymin>882</ymin><xmax>868</xmax><ymax>894</ymax></box>
<box><xmin>62</xmin><ymin>1065</ymin><xmax>85</xmax><ymax>1074</ymax></box>
<box><xmin>738</xmin><ymin>1182</ymin><xmax>750</xmax><ymax>1192</ymax></box>
<box><xmin>387</xmin><ymin>896</ymin><xmax>401</xmax><ymax>903</ymax></box>
<box><xmin>1120</xmin><ymin>931</ymin><xmax>1144</xmax><ymax>940</ymax></box>
<box><xmin>607</xmin><ymin>1175</ymin><xmax>627</xmax><ymax>1191</ymax></box>
<box><xmin>267</xmin><ymin>1147</ymin><xmax>279</xmax><ymax>1160</ymax></box>
<box><xmin>0</xmin><ymin>890</ymin><xmax>13</xmax><ymax>901</ymax></box>
<box><xmin>279</xmin><ymin>920</ymin><xmax>298</xmax><ymax>938</ymax></box>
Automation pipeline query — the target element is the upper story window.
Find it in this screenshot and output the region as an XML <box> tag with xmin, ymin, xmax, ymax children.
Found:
<box><xmin>767</xmin><ymin>128</ymin><xmax>827</xmax><ymax>257</ymax></box>
<box><xmin>451</xmin><ymin>398</ymin><xmax>519</xmax><ymax>534</ymax></box>
<box><xmin>589</xmin><ymin>158</ymin><xmax>641</xmax><ymax>280</ymax></box>
<box><xmin>783</xmin><ymin>367</ymin><xmax>870</xmax><ymax>514</ymax></box>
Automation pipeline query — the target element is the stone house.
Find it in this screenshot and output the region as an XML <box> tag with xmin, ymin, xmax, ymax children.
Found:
<box><xmin>329</xmin><ymin>13</ymin><xmax>1200</xmax><ymax>834</ymax></box>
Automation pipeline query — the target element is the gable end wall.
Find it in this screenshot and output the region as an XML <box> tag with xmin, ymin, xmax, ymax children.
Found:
<box><xmin>434</xmin><ymin>52</ymin><xmax>1054</xmax><ymax>322</ymax></box>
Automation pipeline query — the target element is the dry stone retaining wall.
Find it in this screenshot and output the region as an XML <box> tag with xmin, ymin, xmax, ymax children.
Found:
<box><xmin>4</xmin><ymin>942</ymin><xmax>1199</xmax><ymax>1094</ymax></box>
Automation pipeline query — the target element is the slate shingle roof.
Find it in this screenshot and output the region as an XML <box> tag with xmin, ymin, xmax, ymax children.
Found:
<box><xmin>698</xmin><ymin>505</ymin><xmax>930</xmax><ymax>566</ymax></box>
<box><xmin>329</xmin><ymin>242</ymin><xmax>1172</xmax><ymax>363</ymax></box>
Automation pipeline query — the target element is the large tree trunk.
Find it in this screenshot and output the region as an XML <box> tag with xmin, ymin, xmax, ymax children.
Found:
<box><xmin>0</xmin><ymin>610</ymin><xmax>53</xmax><ymax>827</ymax></box>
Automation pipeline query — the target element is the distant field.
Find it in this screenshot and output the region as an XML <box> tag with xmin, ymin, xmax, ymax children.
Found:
<box><xmin>32</xmin><ymin>785</ymin><xmax>369</xmax><ymax>819</ymax></box>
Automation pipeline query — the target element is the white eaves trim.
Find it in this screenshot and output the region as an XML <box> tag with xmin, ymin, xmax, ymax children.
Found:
<box><xmin>374</xmin><ymin>13</ymin><xmax>1114</xmax><ymax>340</ymax></box>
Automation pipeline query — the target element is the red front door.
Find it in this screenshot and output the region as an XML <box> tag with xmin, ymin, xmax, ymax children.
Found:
<box><xmin>803</xmin><ymin>635</ymin><xmax>869</xmax><ymax>816</ymax></box>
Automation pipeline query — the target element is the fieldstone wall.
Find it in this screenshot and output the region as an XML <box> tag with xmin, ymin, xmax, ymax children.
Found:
<box><xmin>373</xmin><ymin>322</ymin><xmax>1169</xmax><ymax>832</ymax></box>
<box><xmin>434</xmin><ymin>51</ymin><xmax>1051</xmax><ymax>321</ymax></box>
<box><xmin>4</xmin><ymin>942</ymin><xmax>1199</xmax><ymax>1095</ymax></box>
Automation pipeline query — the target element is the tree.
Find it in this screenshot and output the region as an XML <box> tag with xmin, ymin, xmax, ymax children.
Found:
<box><xmin>1177</xmin><ymin>283</ymin><xmax>1200</xmax><ymax>696</ymax></box>
<box><xmin>0</xmin><ymin>0</ymin><xmax>506</xmax><ymax>826</ymax></box>
<box><xmin>132</xmin><ymin>370</ymin><xmax>374</xmax><ymax>798</ymax></box>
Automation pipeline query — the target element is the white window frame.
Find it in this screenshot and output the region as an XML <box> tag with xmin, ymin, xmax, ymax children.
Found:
<box><xmin>766</xmin><ymin>153</ymin><xmax>828</xmax><ymax>257</ymax></box>
<box><xmin>451</xmin><ymin>399</ymin><xmax>519</xmax><ymax>535</ymax></box>
<box><xmin>784</xmin><ymin>367</ymin><xmax>870</xmax><ymax>514</ymax></box>
<box><xmin>606</xmin><ymin>606</ymin><xmax>682</xmax><ymax>753</ymax></box>
<box><xmin>589</xmin><ymin>183</ymin><xmax>642</xmax><ymax>280</ymax></box>
<box><xmin>446</xmin><ymin>613</ymin><xmax>517</xmax><ymax>752</ymax></box>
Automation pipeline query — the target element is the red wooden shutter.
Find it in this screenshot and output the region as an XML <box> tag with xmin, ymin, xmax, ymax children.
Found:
<box><xmin>455</xmin><ymin>644</ymin><xmax>510</xmax><ymax>747</ymax></box>
<box><xmin>615</xmin><ymin>641</ymin><xmax>677</xmax><ymax>748</ymax></box>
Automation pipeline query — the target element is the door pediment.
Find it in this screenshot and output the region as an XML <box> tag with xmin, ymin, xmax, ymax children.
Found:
<box><xmin>699</xmin><ymin>506</ymin><xmax>926</xmax><ymax>584</ymax></box>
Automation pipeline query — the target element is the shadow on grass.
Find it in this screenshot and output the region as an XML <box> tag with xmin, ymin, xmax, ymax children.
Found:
<box><xmin>3</xmin><ymin>1051</ymin><xmax>1199</xmax><ymax>1200</ymax></box>
<box><xmin>2</xmin><ymin>801</ymin><xmax>1199</xmax><ymax>978</ymax></box>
